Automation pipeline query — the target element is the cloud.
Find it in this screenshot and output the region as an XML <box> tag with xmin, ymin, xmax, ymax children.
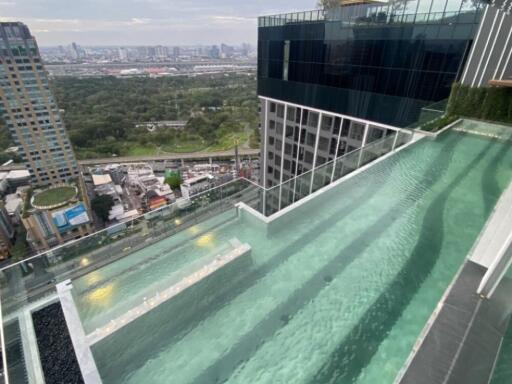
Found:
<box><xmin>0</xmin><ymin>0</ymin><xmax>314</xmax><ymax>45</ymax></box>
<box><xmin>130</xmin><ymin>17</ymin><xmax>151</xmax><ymax>25</ymax></box>
<box><xmin>210</xmin><ymin>15</ymin><xmax>256</xmax><ymax>24</ymax></box>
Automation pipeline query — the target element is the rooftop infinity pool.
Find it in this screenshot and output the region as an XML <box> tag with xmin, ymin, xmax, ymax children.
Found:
<box><xmin>73</xmin><ymin>121</ymin><xmax>512</xmax><ymax>384</ymax></box>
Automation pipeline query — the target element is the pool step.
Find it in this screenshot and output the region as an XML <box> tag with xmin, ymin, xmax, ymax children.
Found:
<box><xmin>86</xmin><ymin>239</ymin><xmax>251</xmax><ymax>346</ymax></box>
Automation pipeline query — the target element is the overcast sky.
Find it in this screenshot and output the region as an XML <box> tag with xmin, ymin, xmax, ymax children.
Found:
<box><xmin>0</xmin><ymin>0</ymin><xmax>317</xmax><ymax>46</ymax></box>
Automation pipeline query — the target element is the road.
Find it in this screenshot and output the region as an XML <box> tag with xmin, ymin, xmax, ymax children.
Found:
<box><xmin>78</xmin><ymin>148</ymin><xmax>260</xmax><ymax>165</ymax></box>
<box><xmin>0</xmin><ymin>148</ymin><xmax>260</xmax><ymax>171</ymax></box>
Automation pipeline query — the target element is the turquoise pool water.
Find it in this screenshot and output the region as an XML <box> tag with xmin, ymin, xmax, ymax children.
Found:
<box><xmin>76</xmin><ymin>125</ymin><xmax>512</xmax><ymax>384</ymax></box>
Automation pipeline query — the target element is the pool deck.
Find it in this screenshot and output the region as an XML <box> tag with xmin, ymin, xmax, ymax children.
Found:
<box><xmin>396</xmin><ymin>260</ymin><xmax>511</xmax><ymax>384</ymax></box>
<box><xmin>56</xmin><ymin>280</ymin><xmax>102</xmax><ymax>384</ymax></box>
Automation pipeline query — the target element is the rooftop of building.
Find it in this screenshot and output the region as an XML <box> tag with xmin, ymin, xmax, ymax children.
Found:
<box><xmin>2</xmin><ymin>111</ymin><xmax>512</xmax><ymax>383</ymax></box>
<box><xmin>31</xmin><ymin>185</ymin><xmax>78</xmax><ymax>210</ymax></box>
<box><xmin>258</xmin><ymin>0</ymin><xmax>482</xmax><ymax>27</ymax></box>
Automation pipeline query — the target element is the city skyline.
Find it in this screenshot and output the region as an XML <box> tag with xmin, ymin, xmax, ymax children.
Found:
<box><xmin>0</xmin><ymin>0</ymin><xmax>316</xmax><ymax>46</ymax></box>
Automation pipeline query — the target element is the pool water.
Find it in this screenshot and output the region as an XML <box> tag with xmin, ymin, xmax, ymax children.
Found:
<box><xmin>76</xmin><ymin>125</ymin><xmax>512</xmax><ymax>384</ymax></box>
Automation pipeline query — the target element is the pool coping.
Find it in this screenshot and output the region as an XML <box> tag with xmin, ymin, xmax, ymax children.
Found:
<box><xmin>56</xmin><ymin>280</ymin><xmax>102</xmax><ymax>384</ymax></box>
<box><xmin>236</xmin><ymin>131</ymin><xmax>425</xmax><ymax>224</ymax></box>
<box><xmin>414</xmin><ymin>118</ymin><xmax>463</xmax><ymax>138</ymax></box>
<box><xmin>395</xmin><ymin>260</ymin><xmax>510</xmax><ymax>384</ymax></box>
<box><xmin>394</xmin><ymin>259</ymin><xmax>470</xmax><ymax>383</ymax></box>
<box><xmin>396</xmin><ymin>175</ymin><xmax>512</xmax><ymax>383</ymax></box>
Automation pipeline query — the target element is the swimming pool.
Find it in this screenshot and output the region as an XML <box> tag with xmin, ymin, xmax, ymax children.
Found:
<box><xmin>74</xmin><ymin>123</ymin><xmax>512</xmax><ymax>384</ymax></box>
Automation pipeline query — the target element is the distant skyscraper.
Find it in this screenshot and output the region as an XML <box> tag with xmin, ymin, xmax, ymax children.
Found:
<box><xmin>68</xmin><ymin>41</ymin><xmax>85</xmax><ymax>60</ymax></box>
<box><xmin>173</xmin><ymin>46</ymin><xmax>180</xmax><ymax>60</ymax></box>
<box><xmin>0</xmin><ymin>22</ymin><xmax>79</xmax><ymax>186</ymax></box>
<box><xmin>209</xmin><ymin>45</ymin><xmax>220</xmax><ymax>59</ymax></box>
<box><xmin>220</xmin><ymin>43</ymin><xmax>234</xmax><ymax>58</ymax></box>
<box><xmin>155</xmin><ymin>45</ymin><xmax>168</xmax><ymax>59</ymax></box>
<box><xmin>118</xmin><ymin>47</ymin><xmax>128</xmax><ymax>61</ymax></box>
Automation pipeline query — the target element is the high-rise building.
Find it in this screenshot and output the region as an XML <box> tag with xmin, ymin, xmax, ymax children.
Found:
<box><xmin>220</xmin><ymin>43</ymin><xmax>234</xmax><ymax>58</ymax></box>
<box><xmin>460</xmin><ymin>0</ymin><xmax>512</xmax><ymax>86</ymax></box>
<box><xmin>258</xmin><ymin>0</ymin><xmax>484</xmax><ymax>195</ymax></box>
<box><xmin>118</xmin><ymin>47</ymin><xmax>128</xmax><ymax>61</ymax></box>
<box><xmin>209</xmin><ymin>45</ymin><xmax>220</xmax><ymax>59</ymax></box>
<box><xmin>0</xmin><ymin>22</ymin><xmax>79</xmax><ymax>186</ymax></box>
<box><xmin>155</xmin><ymin>45</ymin><xmax>169</xmax><ymax>59</ymax></box>
<box><xmin>0</xmin><ymin>201</ymin><xmax>14</xmax><ymax>259</ymax></box>
<box><xmin>173</xmin><ymin>46</ymin><xmax>180</xmax><ymax>60</ymax></box>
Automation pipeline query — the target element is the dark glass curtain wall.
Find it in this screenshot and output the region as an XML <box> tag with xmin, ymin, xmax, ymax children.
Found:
<box><xmin>258</xmin><ymin>0</ymin><xmax>483</xmax><ymax>127</ymax></box>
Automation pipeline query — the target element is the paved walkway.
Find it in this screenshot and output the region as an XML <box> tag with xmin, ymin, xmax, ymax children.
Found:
<box><xmin>397</xmin><ymin>261</ymin><xmax>511</xmax><ymax>384</ymax></box>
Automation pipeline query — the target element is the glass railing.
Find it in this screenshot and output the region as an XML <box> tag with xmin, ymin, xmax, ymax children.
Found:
<box><xmin>261</xmin><ymin>130</ymin><xmax>413</xmax><ymax>216</ymax></box>
<box><xmin>407</xmin><ymin>98</ymin><xmax>449</xmax><ymax>130</ymax></box>
<box><xmin>0</xmin><ymin>177</ymin><xmax>262</xmax><ymax>383</ymax></box>
<box><xmin>258</xmin><ymin>9</ymin><xmax>326</xmax><ymax>27</ymax></box>
<box><xmin>0</xmin><ymin>128</ymin><xmax>414</xmax><ymax>383</ymax></box>
<box><xmin>258</xmin><ymin>9</ymin><xmax>479</xmax><ymax>28</ymax></box>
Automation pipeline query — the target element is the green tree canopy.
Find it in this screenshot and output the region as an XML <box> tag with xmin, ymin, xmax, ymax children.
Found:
<box><xmin>91</xmin><ymin>194</ymin><xmax>115</xmax><ymax>221</ymax></box>
<box><xmin>165</xmin><ymin>173</ymin><xmax>182</xmax><ymax>189</ymax></box>
<box><xmin>51</xmin><ymin>74</ymin><xmax>259</xmax><ymax>159</ymax></box>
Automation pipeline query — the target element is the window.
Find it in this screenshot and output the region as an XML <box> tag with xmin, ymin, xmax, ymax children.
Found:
<box><xmin>286</xmin><ymin>106</ymin><xmax>296</xmax><ymax>122</ymax></box>
<box><xmin>285</xmin><ymin>125</ymin><xmax>294</xmax><ymax>138</ymax></box>
<box><xmin>316</xmin><ymin>156</ymin><xmax>327</xmax><ymax>166</ymax></box>
<box><xmin>318</xmin><ymin>137</ymin><xmax>329</xmax><ymax>151</ymax></box>
<box><xmin>321</xmin><ymin>115</ymin><xmax>333</xmax><ymax>131</ymax></box>
<box><xmin>283</xmin><ymin>40</ymin><xmax>290</xmax><ymax>81</ymax></box>
<box><xmin>305</xmin><ymin>151</ymin><xmax>314</xmax><ymax>164</ymax></box>
<box><xmin>276</xmin><ymin>122</ymin><xmax>283</xmax><ymax>135</ymax></box>
<box><xmin>350</xmin><ymin>123</ymin><xmax>365</xmax><ymax>141</ymax></box>
<box><xmin>308</xmin><ymin>112</ymin><xmax>319</xmax><ymax>127</ymax></box>
<box><xmin>306</xmin><ymin>132</ymin><xmax>316</xmax><ymax>146</ymax></box>
<box><xmin>277</xmin><ymin>104</ymin><xmax>285</xmax><ymax>118</ymax></box>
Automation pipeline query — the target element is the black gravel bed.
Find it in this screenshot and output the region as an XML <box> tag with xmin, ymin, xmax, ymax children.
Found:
<box><xmin>32</xmin><ymin>302</ymin><xmax>84</xmax><ymax>384</ymax></box>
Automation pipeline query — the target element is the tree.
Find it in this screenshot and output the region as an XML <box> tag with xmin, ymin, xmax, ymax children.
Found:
<box><xmin>318</xmin><ymin>0</ymin><xmax>340</xmax><ymax>8</ymax></box>
<box><xmin>165</xmin><ymin>173</ymin><xmax>182</xmax><ymax>190</ymax></box>
<box><xmin>91</xmin><ymin>194</ymin><xmax>114</xmax><ymax>221</ymax></box>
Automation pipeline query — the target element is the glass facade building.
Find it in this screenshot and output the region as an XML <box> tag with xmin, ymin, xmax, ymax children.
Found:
<box><xmin>0</xmin><ymin>22</ymin><xmax>79</xmax><ymax>186</ymax></box>
<box><xmin>258</xmin><ymin>0</ymin><xmax>483</xmax><ymax>128</ymax></box>
<box><xmin>258</xmin><ymin>0</ymin><xmax>484</xmax><ymax>198</ymax></box>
